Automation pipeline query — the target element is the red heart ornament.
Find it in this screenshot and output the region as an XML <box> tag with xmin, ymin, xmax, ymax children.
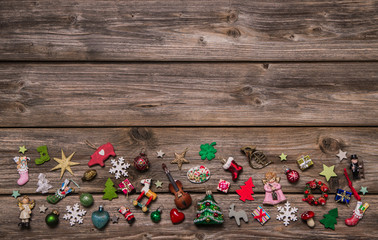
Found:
<box><xmin>170</xmin><ymin>208</ymin><xmax>185</xmax><ymax>224</ymax></box>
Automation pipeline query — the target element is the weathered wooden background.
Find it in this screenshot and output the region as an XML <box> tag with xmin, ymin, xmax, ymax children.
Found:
<box><xmin>0</xmin><ymin>0</ymin><xmax>377</xmax><ymax>239</ymax></box>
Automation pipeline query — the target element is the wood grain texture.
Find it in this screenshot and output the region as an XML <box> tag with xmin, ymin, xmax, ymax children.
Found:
<box><xmin>1</xmin><ymin>62</ymin><xmax>377</xmax><ymax>127</ymax></box>
<box><xmin>0</xmin><ymin>0</ymin><xmax>377</xmax><ymax>61</ymax></box>
<box><xmin>1</xmin><ymin>127</ymin><xmax>376</xmax><ymax>194</ymax></box>
<box><xmin>1</xmin><ymin>194</ymin><xmax>376</xmax><ymax>239</ymax></box>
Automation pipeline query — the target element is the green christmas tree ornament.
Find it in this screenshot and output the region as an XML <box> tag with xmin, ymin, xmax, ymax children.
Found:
<box><xmin>194</xmin><ymin>190</ymin><xmax>224</xmax><ymax>225</ymax></box>
<box><xmin>102</xmin><ymin>178</ymin><xmax>118</xmax><ymax>200</ymax></box>
<box><xmin>35</xmin><ymin>145</ymin><xmax>50</xmax><ymax>165</ymax></box>
<box><xmin>199</xmin><ymin>142</ymin><xmax>217</xmax><ymax>160</ymax></box>
<box><xmin>45</xmin><ymin>210</ymin><xmax>60</xmax><ymax>227</ymax></box>
<box><xmin>320</xmin><ymin>208</ymin><xmax>338</xmax><ymax>230</ymax></box>
<box><xmin>80</xmin><ymin>193</ymin><xmax>94</xmax><ymax>207</ymax></box>
<box><xmin>150</xmin><ymin>208</ymin><xmax>162</xmax><ymax>223</ymax></box>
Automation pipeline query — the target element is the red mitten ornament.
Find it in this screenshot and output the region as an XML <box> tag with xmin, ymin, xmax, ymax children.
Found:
<box><xmin>222</xmin><ymin>157</ymin><xmax>243</xmax><ymax>181</ymax></box>
<box><xmin>88</xmin><ymin>143</ymin><xmax>116</xmax><ymax>167</ymax></box>
<box><xmin>133</xmin><ymin>151</ymin><xmax>150</xmax><ymax>172</ymax></box>
<box><xmin>236</xmin><ymin>177</ymin><xmax>255</xmax><ymax>202</ymax></box>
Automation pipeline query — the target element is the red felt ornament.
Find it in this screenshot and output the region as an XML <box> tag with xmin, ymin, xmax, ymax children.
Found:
<box><xmin>283</xmin><ymin>166</ymin><xmax>300</xmax><ymax>183</ymax></box>
<box><xmin>221</xmin><ymin>157</ymin><xmax>243</xmax><ymax>181</ymax></box>
<box><xmin>133</xmin><ymin>150</ymin><xmax>150</xmax><ymax>172</ymax></box>
<box><xmin>87</xmin><ymin>142</ymin><xmax>116</xmax><ymax>167</ymax></box>
<box><xmin>236</xmin><ymin>177</ymin><xmax>255</xmax><ymax>202</ymax></box>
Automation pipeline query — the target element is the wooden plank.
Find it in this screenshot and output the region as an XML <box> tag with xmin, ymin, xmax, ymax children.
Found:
<box><xmin>1</xmin><ymin>63</ymin><xmax>377</xmax><ymax>127</ymax></box>
<box><xmin>1</xmin><ymin>127</ymin><xmax>376</xmax><ymax>194</ymax></box>
<box><xmin>1</xmin><ymin>194</ymin><xmax>376</xmax><ymax>239</ymax></box>
<box><xmin>0</xmin><ymin>0</ymin><xmax>377</xmax><ymax>61</ymax></box>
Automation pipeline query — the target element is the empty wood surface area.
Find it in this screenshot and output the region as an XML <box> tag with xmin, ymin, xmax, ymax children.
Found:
<box><xmin>0</xmin><ymin>62</ymin><xmax>377</xmax><ymax>127</ymax></box>
<box><xmin>0</xmin><ymin>0</ymin><xmax>377</xmax><ymax>239</ymax></box>
<box><xmin>0</xmin><ymin>0</ymin><xmax>378</xmax><ymax>61</ymax></box>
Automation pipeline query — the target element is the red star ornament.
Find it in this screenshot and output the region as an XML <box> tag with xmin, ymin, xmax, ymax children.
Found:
<box><xmin>88</xmin><ymin>142</ymin><xmax>116</xmax><ymax>167</ymax></box>
<box><xmin>236</xmin><ymin>177</ymin><xmax>255</xmax><ymax>202</ymax></box>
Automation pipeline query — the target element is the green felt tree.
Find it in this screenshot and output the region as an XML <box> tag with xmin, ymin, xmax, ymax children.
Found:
<box><xmin>194</xmin><ymin>191</ymin><xmax>224</xmax><ymax>225</ymax></box>
<box><xmin>102</xmin><ymin>178</ymin><xmax>118</xmax><ymax>200</ymax></box>
<box><xmin>320</xmin><ymin>208</ymin><xmax>338</xmax><ymax>230</ymax></box>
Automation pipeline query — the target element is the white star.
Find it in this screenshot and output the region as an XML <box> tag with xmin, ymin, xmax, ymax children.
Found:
<box><xmin>39</xmin><ymin>205</ymin><xmax>48</xmax><ymax>213</ymax></box>
<box><xmin>336</xmin><ymin>149</ymin><xmax>347</xmax><ymax>162</ymax></box>
<box><xmin>157</xmin><ymin>150</ymin><xmax>165</xmax><ymax>158</ymax></box>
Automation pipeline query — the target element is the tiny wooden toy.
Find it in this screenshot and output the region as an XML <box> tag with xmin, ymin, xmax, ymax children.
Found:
<box><xmin>241</xmin><ymin>145</ymin><xmax>272</xmax><ymax>169</ymax></box>
<box><xmin>133</xmin><ymin>179</ymin><xmax>157</xmax><ymax>212</ymax></box>
<box><xmin>350</xmin><ymin>154</ymin><xmax>364</xmax><ymax>179</ymax></box>
<box><xmin>301</xmin><ymin>211</ymin><xmax>315</xmax><ymax>228</ymax></box>
<box><xmin>14</xmin><ymin>156</ymin><xmax>30</xmax><ymax>186</ymax></box>
<box><xmin>229</xmin><ymin>204</ymin><xmax>248</xmax><ymax>226</ymax></box>
<box><xmin>17</xmin><ymin>195</ymin><xmax>35</xmax><ymax>229</ymax></box>
<box><xmin>252</xmin><ymin>206</ymin><xmax>270</xmax><ymax>225</ymax></box>
<box><xmin>162</xmin><ymin>164</ymin><xmax>192</xmax><ymax>209</ymax></box>
<box><xmin>119</xmin><ymin>206</ymin><xmax>135</xmax><ymax>224</ymax></box>
<box><xmin>345</xmin><ymin>202</ymin><xmax>369</xmax><ymax>226</ymax></box>
<box><xmin>262</xmin><ymin>172</ymin><xmax>286</xmax><ymax>205</ymax></box>
<box><xmin>302</xmin><ymin>179</ymin><xmax>329</xmax><ymax>206</ymax></box>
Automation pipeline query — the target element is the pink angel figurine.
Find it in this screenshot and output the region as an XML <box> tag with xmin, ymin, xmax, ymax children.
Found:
<box><xmin>262</xmin><ymin>172</ymin><xmax>286</xmax><ymax>205</ymax></box>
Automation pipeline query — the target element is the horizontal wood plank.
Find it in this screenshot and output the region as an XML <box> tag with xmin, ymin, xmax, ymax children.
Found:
<box><xmin>0</xmin><ymin>0</ymin><xmax>377</xmax><ymax>61</ymax></box>
<box><xmin>1</xmin><ymin>62</ymin><xmax>377</xmax><ymax>127</ymax></box>
<box><xmin>1</xmin><ymin>194</ymin><xmax>376</xmax><ymax>239</ymax></box>
<box><xmin>1</xmin><ymin>127</ymin><xmax>376</xmax><ymax>195</ymax></box>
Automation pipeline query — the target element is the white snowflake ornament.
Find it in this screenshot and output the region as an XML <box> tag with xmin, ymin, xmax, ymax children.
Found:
<box><xmin>276</xmin><ymin>201</ymin><xmax>298</xmax><ymax>226</ymax></box>
<box><xmin>36</xmin><ymin>173</ymin><xmax>53</xmax><ymax>194</ymax></box>
<box><xmin>109</xmin><ymin>157</ymin><xmax>130</xmax><ymax>179</ymax></box>
<box><xmin>63</xmin><ymin>203</ymin><xmax>86</xmax><ymax>226</ymax></box>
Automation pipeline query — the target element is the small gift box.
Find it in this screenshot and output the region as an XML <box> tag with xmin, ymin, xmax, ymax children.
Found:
<box><xmin>118</xmin><ymin>178</ymin><xmax>135</xmax><ymax>195</ymax></box>
<box><xmin>297</xmin><ymin>155</ymin><xmax>313</xmax><ymax>171</ymax></box>
<box><xmin>217</xmin><ymin>179</ymin><xmax>230</xmax><ymax>193</ymax></box>
<box><xmin>335</xmin><ymin>188</ymin><xmax>352</xmax><ymax>205</ymax></box>
<box><xmin>252</xmin><ymin>206</ymin><xmax>270</xmax><ymax>225</ymax></box>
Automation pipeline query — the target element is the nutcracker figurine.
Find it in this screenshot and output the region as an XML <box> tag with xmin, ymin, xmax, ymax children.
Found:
<box><xmin>350</xmin><ymin>155</ymin><xmax>364</xmax><ymax>180</ymax></box>
<box><xmin>17</xmin><ymin>195</ymin><xmax>35</xmax><ymax>229</ymax></box>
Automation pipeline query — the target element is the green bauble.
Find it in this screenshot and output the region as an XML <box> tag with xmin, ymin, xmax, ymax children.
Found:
<box><xmin>80</xmin><ymin>193</ymin><xmax>94</xmax><ymax>207</ymax></box>
<box><xmin>150</xmin><ymin>209</ymin><xmax>162</xmax><ymax>223</ymax></box>
<box><xmin>45</xmin><ymin>210</ymin><xmax>59</xmax><ymax>227</ymax></box>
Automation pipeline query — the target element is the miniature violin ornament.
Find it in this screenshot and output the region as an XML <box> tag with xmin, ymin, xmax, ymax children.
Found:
<box><xmin>162</xmin><ymin>163</ymin><xmax>192</xmax><ymax>209</ymax></box>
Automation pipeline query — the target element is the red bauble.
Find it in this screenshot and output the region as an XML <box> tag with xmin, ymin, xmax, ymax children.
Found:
<box><xmin>284</xmin><ymin>167</ymin><xmax>300</xmax><ymax>183</ymax></box>
<box><xmin>205</xmin><ymin>202</ymin><xmax>210</xmax><ymax>206</ymax></box>
<box><xmin>133</xmin><ymin>152</ymin><xmax>149</xmax><ymax>172</ymax></box>
<box><xmin>214</xmin><ymin>213</ymin><xmax>218</xmax><ymax>217</ymax></box>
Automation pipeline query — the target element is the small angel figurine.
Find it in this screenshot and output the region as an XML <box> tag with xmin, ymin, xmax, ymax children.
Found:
<box><xmin>17</xmin><ymin>195</ymin><xmax>35</xmax><ymax>228</ymax></box>
<box><xmin>262</xmin><ymin>172</ymin><xmax>286</xmax><ymax>205</ymax></box>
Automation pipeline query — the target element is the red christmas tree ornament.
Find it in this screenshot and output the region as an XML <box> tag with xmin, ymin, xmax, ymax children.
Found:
<box><xmin>283</xmin><ymin>166</ymin><xmax>300</xmax><ymax>183</ymax></box>
<box><xmin>221</xmin><ymin>157</ymin><xmax>243</xmax><ymax>181</ymax></box>
<box><xmin>236</xmin><ymin>177</ymin><xmax>255</xmax><ymax>202</ymax></box>
<box><xmin>133</xmin><ymin>150</ymin><xmax>150</xmax><ymax>172</ymax></box>
<box><xmin>88</xmin><ymin>142</ymin><xmax>116</xmax><ymax>167</ymax></box>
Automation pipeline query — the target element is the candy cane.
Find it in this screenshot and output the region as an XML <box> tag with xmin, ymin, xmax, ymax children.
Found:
<box><xmin>344</xmin><ymin>168</ymin><xmax>361</xmax><ymax>201</ymax></box>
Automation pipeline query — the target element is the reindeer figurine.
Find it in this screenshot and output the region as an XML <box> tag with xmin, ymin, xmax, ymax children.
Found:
<box><xmin>132</xmin><ymin>179</ymin><xmax>157</xmax><ymax>212</ymax></box>
<box><xmin>228</xmin><ymin>204</ymin><xmax>248</xmax><ymax>226</ymax></box>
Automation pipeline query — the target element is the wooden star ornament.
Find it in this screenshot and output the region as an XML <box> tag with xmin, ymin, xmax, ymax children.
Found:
<box><xmin>336</xmin><ymin>149</ymin><xmax>347</xmax><ymax>162</ymax></box>
<box><xmin>171</xmin><ymin>148</ymin><xmax>189</xmax><ymax>170</ymax></box>
<box><xmin>51</xmin><ymin>150</ymin><xmax>80</xmax><ymax>179</ymax></box>
<box><xmin>319</xmin><ymin>164</ymin><xmax>337</xmax><ymax>181</ymax></box>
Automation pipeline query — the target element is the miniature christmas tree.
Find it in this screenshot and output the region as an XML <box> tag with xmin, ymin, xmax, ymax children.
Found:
<box><xmin>320</xmin><ymin>208</ymin><xmax>338</xmax><ymax>230</ymax></box>
<box><xmin>102</xmin><ymin>178</ymin><xmax>118</xmax><ymax>200</ymax></box>
<box><xmin>236</xmin><ymin>177</ymin><xmax>255</xmax><ymax>202</ymax></box>
<box><xmin>194</xmin><ymin>190</ymin><xmax>224</xmax><ymax>225</ymax></box>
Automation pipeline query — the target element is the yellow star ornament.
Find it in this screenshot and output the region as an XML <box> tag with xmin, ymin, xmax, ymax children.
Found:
<box><xmin>51</xmin><ymin>150</ymin><xmax>80</xmax><ymax>179</ymax></box>
<box><xmin>319</xmin><ymin>164</ymin><xmax>337</xmax><ymax>181</ymax></box>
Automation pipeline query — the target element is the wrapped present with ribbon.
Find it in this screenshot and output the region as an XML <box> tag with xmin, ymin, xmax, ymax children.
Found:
<box><xmin>252</xmin><ymin>206</ymin><xmax>270</xmax><ymax>225</ymax></box>
<box><xmin>217</xmin><ymin>179</ymin><xmax>230</xmax><ymax>193</ymax></box>
<box><xmin>118</xmin><ymin>178</ymin><xmax>135</xmax><ymax>196</ymax></box>
<box><xmin>297</xmin><ymin>155</ymin><xmax>313</xmax><ymax>171</ymax></box>
<box><xmin>335</xmin><ymin>188</ymin><xmax>352</xmax><ymax>205</ymax></box>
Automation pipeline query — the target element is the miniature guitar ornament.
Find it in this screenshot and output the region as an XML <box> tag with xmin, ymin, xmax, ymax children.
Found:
<box><xmin>162</xmin><ymin>163</ymin><xmax>192</xmax><ymax>210</ymax></box>
<box><xmin>87</xmin><ymin>142</ymin><xmax>116</xmax><ymax>167</ymax></box>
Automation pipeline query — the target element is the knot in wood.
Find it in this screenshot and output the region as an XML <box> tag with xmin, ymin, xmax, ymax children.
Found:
<box><xmin>318</xmin><ymin>136</ymin><xmax>343</xmax><ymax>154</ymax></box>
<box><xmin>227</xmin><ymin>28</ymin><xmax>241</xmax><ymax>38</ymax></box>
<box><xmin>227</xmin><ymin>10</ymin><xmax>239</xmax><ymax>23</ymax></box>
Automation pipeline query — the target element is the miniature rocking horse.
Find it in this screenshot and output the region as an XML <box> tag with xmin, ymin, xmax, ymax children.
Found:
<box><xmin>133</xmin><ymin>179</ymin><xmax>157</xmax><ymax>212</ymax></box>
